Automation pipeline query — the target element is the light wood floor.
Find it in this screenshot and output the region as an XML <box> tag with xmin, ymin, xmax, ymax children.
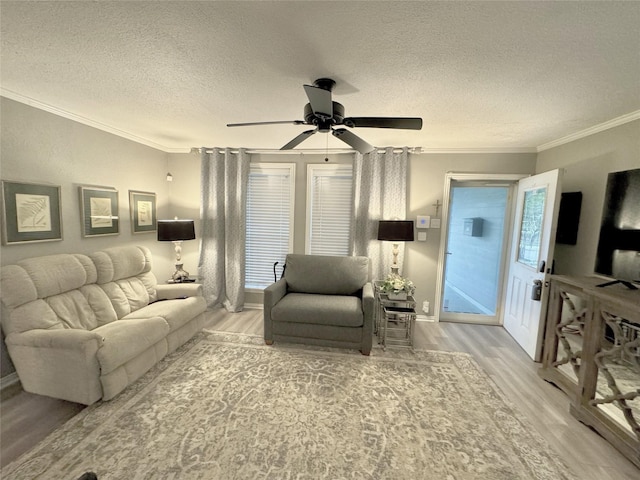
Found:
<box><xmin>1</xmin><ymin>309</ymin><xmax>638</xmax><ymax>479</ymax></box>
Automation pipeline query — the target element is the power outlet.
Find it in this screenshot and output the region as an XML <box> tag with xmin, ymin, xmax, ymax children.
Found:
<box><xmin>422</xmin><ymin>301</ymin><xmax>430</xmax><ymax>314</ymax></box>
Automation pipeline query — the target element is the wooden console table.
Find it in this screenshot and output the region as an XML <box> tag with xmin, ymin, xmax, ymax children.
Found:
<box><xmin>539</xmin><ymin>275</ymin><xmax>640</xmax><ymax>468</ymax></box>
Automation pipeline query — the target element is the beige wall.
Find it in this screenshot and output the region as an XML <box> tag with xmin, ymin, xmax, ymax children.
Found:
<box><xmin>170</xmin><ymin>149</ymin><xmax>537</xmax><ymax>310</ymax></box>
<box><xmin>2</xmin><ymin>95</ymin><xmax>637</xmax><ymax>381</ymax></box>
<box><xmin>168</xmin><ymin>150</ymin><xmax>357</xmax><ymax>306</ymax></box>
<box><xmin>406</xmin><ymin>152</ymin><xmax>536</xmax><ymax>315</ymax></box>
<box><xmin>535</xmin><ymin>119</ymin><xmax>640</xmax><ymax>277</ymax></box>
<box><xmin>0</xmin><ymin>98</ymin><xmax>174</xmax><ymax>377</ymax></box>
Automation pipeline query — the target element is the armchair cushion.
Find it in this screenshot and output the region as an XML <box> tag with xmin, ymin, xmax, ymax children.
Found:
<box><xmin>272</xmin><ymin>293</ymin><xmax>363</xmax><ymax>327</ymax></box>
<box><xmin>284</xmin><ymin>254</ymin><xmax>369</xmax><ymax>295</ymax></box>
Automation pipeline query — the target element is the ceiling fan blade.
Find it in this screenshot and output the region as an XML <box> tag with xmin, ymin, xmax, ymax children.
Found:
<box><xmin>343</xmin><ymin>117</ymin><xmax>423</xmax><ymax>130</ymax></box>
<box><xmin>303</xmin><ymin>84</ymin><xmax>333</xmax><ymax>120</ymax></box>
<box><xmin>280</xmin><ymin>129</ymin><xmax>318</xmax><ymax>150</ymax></box>
<box><xmin>227</xmin><ymin>120</ymin><xmax>305</xmax><ymax>127</ymax></box>
<box><xmin>332</xmin><ymin>128</ymin><xmax>375</xmax><ymax>154</ymax></box>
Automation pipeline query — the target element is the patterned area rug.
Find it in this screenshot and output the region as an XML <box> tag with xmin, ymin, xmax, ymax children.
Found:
<box><xmin>2</xmin><ymin>333</ymin><xmax>576</xmax><ymax>480</ymax></box>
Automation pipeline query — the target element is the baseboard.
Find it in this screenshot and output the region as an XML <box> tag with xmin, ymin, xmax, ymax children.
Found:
<box><xmin>243</xmin><ymin>303</ymin><xmax>263</xmax><ymax>310</ymax></box>
<box><xmin>1</xmin><ymin>372</ymin><xmax>19</xmax><ymax>390</ymax></box>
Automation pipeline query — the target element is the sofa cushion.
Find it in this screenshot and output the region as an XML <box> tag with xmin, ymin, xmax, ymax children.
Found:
<box><xmin>90</xmin><ymin>246</ymin><xmax>158</xmax><ymax>306</ymax></box>
<box><xmin>4</xmin><ymin>300</ymin><xmax>64</xmax><ymax>335</ymax></box>
<box><xmin>79</xmin><ymin>284</ymin><xmax>118</xmax><ymax>326</ymax></box>
<box><xmin>90</xmin><ymin>246</ymin><xmax>152</xmax><ymax>283</ymax></box>
<box><xmin>284</xmin><ymin>254</ymin><xmax>369</xmax><ymax>295</ymax></box>
<box><xmin>123</xmin><ymin>296</ymin><xmax>207</xmax><ymax>332</ymax></box>
<box><xmin>3</xmin><ymin>289</ymin><xmax>102</xmax><ymax>334</ymax></box>
<box><xmin>1</xmin><ymin>254</ymin><xmax>95</xmax><ymax>309</ymax></box>
<box><xmin>46</xmin><ymin>290</ymin><xmax>98</xmax><ymax>330</ymax></box>
<box><xmin>272</xmin><ymin>293</ymin><xmax>364</xmax><ymax>327</ymax></box>
<box><xmin>94</xmin><ymin>317</ymin><xmax>169</xmax><ymax>375</ymax></box>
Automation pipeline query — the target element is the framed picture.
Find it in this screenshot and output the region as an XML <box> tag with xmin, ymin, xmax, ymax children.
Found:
<box><xmin>79</xmin><ymin>186</ymin><xmax>119</xmax><ymax>237</ymax></box>
<box><xmin>1</xmin><ymin>180</ymin><xmax>63</xmax><ymax>244</ymax></box>
<box><xmin>129</xmin><ymin>190</ymin><xmax>157</xmax><ymax>234</ymax></box>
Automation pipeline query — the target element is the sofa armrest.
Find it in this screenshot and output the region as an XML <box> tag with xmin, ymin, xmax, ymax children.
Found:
<box><xmin>5</xmin><ymin>329</ymin><xmax>104</xmax><ymax>404</ymax></box>
<box><xmin>6</xmin><ymin>328</ymin><xmax>104</xmax><ymax>351</ymax></box>
<box><xmin>263</xmin><ymin>278</ymin><xmax>288</xmax><ymax>342</ymax></box>
<box><xmin>156</xmin><ymin>283</ymin><xmax>203</xmax><ymax>300</ymax></box>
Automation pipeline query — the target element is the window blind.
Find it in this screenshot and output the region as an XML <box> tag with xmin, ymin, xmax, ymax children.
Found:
<box><xmin>306</xmin><ymin>165</ymin><xmax>353</xmax><ymax>256</ymax></box>
<box><xmin>245</xmin><ymin>163</ymin><xmax>295</xmax><ymax>289</ymax></box>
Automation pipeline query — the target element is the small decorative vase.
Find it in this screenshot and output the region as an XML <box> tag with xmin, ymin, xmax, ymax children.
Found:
<box><xmin>387</xmin><ymin>291</ymin><xmax>408</xmax><ymax>300</ymax></box>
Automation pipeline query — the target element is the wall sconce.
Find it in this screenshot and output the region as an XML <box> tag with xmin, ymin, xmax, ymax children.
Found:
<box><xmin>166</xmin><ymin>172</ymin><xmax>173</xmax><ymax>182</ymax></box>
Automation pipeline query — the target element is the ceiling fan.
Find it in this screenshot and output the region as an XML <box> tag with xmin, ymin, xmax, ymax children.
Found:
<box><xmin>227</xmin><ymin>78</ymin><xmax>423</xmax><ymax>154</ymax></box>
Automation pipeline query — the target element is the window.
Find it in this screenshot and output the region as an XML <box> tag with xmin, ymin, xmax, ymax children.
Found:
<box><xmin>245</xmin><ymin>163</ymin><xmax>295</xmax><ymax>289</ymax></box>
<box><xmin>306</xmin><ymin>164</ymin><xmax>353</xmax><ymax>255</ymax></box>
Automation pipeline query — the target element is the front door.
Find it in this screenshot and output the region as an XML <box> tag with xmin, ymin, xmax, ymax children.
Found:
<box><xmin>503</xmin><ymin>169</ymin><xmax>562</xmax><ymax>361</ymax></box>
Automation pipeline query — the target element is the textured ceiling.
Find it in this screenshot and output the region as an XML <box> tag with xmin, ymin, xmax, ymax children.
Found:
<box><xmin>1</xmin><ymin>1</ymin><xmax>639</xmax><ymax>153</ymax></box>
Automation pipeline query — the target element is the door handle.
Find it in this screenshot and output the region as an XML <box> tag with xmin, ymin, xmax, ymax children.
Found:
<box><xmin>531</xmin><ymin>280</ymin><xmax>543</xmax><ymax>301</ymax></box>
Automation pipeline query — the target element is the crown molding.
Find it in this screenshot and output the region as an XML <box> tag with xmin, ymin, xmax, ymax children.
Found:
<box><xmin>536</xmin><ymin>110</ymin><xmax>640</xmax><ymax>152</ymax></box>
<box><xmin>4</xmin><ymin>88</ymin><xmax>637</xmax><ymax>155</ymax></box>
<box><xmin>0</xmin><ymin>88</ymin><xmax>176</xmax><ymax>153</ymax></box>
<box><xmin>413</xmin><ymin>147</ymin><xmax>537</xmax><ymax>154</ymax></box>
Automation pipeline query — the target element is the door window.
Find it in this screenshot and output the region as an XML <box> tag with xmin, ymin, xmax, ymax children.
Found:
<box><xmin>517</xmin><ymin>187</ymin><xmax>547</xmax><ymax>269</ymax></box>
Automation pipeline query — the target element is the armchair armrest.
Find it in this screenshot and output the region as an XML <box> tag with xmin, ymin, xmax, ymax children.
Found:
<box><xmin>361</xmin><ymin>282</ymin><xmax>375</xmax><ymax>352</ymax></box>
<box><xmin>263</xmin><ymin>278</ymin><xmax>287</xmax><ymax>342</ymax></box>
<box><xmin>362</xmin><ymin>281</ymin><xmax>374</xmax><ymax>319</ymax></box>
<box><xmin>264</xmin><ymin>278</ymin><xmax>287</xmax><ymax>308</ymax></box>
<box><xmin>156</xmin><ymin>283</ymin><xmax>203</xmax><ymax>300</ymax></box>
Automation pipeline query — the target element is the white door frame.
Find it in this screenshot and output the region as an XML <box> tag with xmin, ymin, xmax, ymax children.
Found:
<box><xmin>434</xmin><ymin>172</ymin><xmax>529</xmax><ymax>323</ymax></box>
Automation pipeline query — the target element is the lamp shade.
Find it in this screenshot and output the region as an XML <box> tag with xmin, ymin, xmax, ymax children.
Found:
<box><xmin>157</xmin><ymin>219</ymin><xmax>196</xmax><ymax>241</ymax></box>
<box><xmin>377</xmin><ymin>220</ymin><xmax>414</xmax><ymax>242</ymax></box>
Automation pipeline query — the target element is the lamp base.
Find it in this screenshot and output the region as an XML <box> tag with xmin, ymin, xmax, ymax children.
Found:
<box><xmin>171</xmin><ymin>263</ymin><xmax>191</xmax><ymax>283</ymax></box>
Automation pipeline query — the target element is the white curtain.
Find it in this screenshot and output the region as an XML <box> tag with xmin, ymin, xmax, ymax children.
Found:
<box><xmin>350</xmin><ymin>147</ymin><xmax>408</xmax><ymax>281</ymax></box>
<box><xmin>198</xmin><ymin>148</ymin><xmax>250</xmax><ymax>312</ymax></box>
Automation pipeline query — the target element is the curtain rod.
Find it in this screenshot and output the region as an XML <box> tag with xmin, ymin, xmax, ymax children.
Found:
<box><xmin>191</xmin><ymin>147</ymin><xmax>418</xmax><ymax>155</ymax></box>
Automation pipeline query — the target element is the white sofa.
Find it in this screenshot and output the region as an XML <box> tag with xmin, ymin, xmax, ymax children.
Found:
<box><xmin>0</xmin><ymin>245</ymin><xmax>207</xmax><ymax>405</ymax></box>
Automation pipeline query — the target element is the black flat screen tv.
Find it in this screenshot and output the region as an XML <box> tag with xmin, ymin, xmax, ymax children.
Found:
<box><xmin>594</xmin><ymin>168</ymin><xmax>640</xmax><ymax>289</ymax></box>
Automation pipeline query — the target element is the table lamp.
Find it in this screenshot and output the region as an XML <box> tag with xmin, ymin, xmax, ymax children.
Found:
<box><xmin>377</xmin><ymin>220</ymin><xmax>414</xmax><ymax>274</ymax></box>
<box><xmin>157</xmin><ymin>219</ymin><xmax>196</xmax><ymax>282</ymax></box>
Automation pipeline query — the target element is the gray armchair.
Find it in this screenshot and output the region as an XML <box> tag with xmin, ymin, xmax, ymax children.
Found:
<box><xmin>264</xmin><ymin>254</ymin><xmax>374</xmax><ymax>355</ymax></box>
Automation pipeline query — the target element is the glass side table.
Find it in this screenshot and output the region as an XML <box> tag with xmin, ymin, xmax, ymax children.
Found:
<box><xmin>374</xmin><ymin>282</ymin><xmax>417</xmax><ymax>349</ymax></box>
